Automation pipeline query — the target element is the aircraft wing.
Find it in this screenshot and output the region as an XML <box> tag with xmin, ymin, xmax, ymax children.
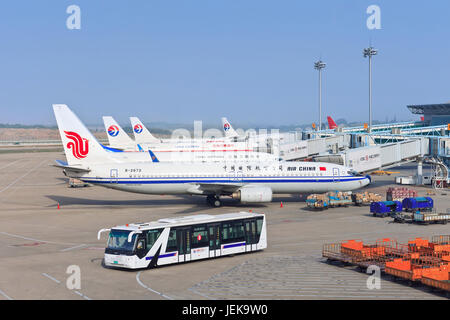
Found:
<box><xmin>187</xmin><ymin>182</ymin><xmax>243</xmax><ymax>195</ymax></box>
<box><xmin>52</xmin><ymin>160</ymin><xmax>91</xmax><ymax>173</ymax></box>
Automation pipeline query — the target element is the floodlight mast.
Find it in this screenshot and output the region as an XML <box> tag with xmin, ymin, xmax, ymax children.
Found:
<box><xmin>314</xmin><ymin>60</ymin><xmax>326</xmax><ymax>131</ymax></box>
<box><xmin>363</xmin><ymin>47</ymin><xmax>378</xmax><ymax>132</ymax></box>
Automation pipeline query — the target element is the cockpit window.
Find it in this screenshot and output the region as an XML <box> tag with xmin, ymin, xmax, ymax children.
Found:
<box><xmin>349</xmin><ymin>170</ymin><xmax>363</xmax><ymax>176</ymax></box>
<box><xmin>107</xmin><ymin>230</ymin><xmax>137</xmax><ymax>252</ymax></box>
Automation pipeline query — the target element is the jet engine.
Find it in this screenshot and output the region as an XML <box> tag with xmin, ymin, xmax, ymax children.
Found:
<box><xmin>232</xmin><ymin>187</ymin><xmax>273</xmax><ymax>203</ymax></box>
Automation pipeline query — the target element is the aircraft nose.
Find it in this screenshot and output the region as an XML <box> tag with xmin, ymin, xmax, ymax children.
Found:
<box><xmin>365</xmin><ymin>175</ymin><xmax>372</xmax><ymax>184</ymax></box>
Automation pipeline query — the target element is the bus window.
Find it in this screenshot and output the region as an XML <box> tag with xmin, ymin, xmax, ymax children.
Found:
<box><xmin>166</xmin><ymin>229</ymin><xmax>177</xmax><ymax>252</ymax></box>
<box><xmin>136</xmin><ymin>238</ymin><xmax>145</xmax><ymax>250</ymax></box>
<box><xmin>222</xmin><ymin>220</ymin><xmax>245</xmax><ymax>244</ymax></box>
<box><xmin>256</xmin><ymin>218</ymin><xmax>264</xmax><ymax>243</ymax></box>
<box><xmin>107</xmin><ymin>230</ymin><xmax>137</xmax><ymax>252</ymax></box>
<box><xmin>235</xmin><ymin>221</ymin><xmax>245</xmax><ymax>242</ymax></box>
<box><xmin>192</xmin><ymin>225</ymin><xmax>208</xmax><ymax>249</ymax></box>
<box><xmin>146</xmin><ymin>229</ymin><xmax>163</xmax><ymax>250</ymax></box>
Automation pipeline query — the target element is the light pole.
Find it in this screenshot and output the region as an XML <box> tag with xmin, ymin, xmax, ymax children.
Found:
<box><xmin>363</xmin><ymin>46</ymin><xmax>378</xmax><ymax>132</ymax></box>
<box><xmin>314</xmin><ymin>60</ymin><xmax>326</xmax><ymax>131</ymax></box>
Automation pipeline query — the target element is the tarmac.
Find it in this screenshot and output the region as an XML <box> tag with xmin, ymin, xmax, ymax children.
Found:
<box><xmin>0</xmin><ymin>151</ymin><xmax>449</xmax><ymax>300</ymax></box>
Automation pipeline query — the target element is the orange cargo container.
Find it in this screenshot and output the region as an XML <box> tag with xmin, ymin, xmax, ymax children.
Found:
<box><xmin>429</xmin><ymin>243</ymin><xmax>450</xmax><ymax>253</ymax></box>
<box><xmin>385</xmin><ymin>259</ymin><xmax>425</xmax><ymax>281</ymax></box>
<box><xmin>421</xmin><ymin>265</ymin><xmax>450</xmax><ymax>292</ymax></box>
<box><xmin>408</xmin><ymin>238</ymin><xmax>430</xmax><ymax>250</ymax></box>
<box><xmin>341</xmin><ymin>240</ymin><xmax>387</xmax><ymax>259</ymax></box>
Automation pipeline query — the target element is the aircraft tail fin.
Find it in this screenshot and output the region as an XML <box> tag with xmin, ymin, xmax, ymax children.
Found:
<box><xmin>221</xmin><ymin>117</ymin><xmax>239</xmax><ymax>138</ymax></box>
<box><xmin>129</xmin><ymin>117</ymin><xmax>161</xmax><ymax>144</ymax></box>
<box><xmin>148</xmin><ymin>149</ymin><xmax>160</xmax><ymax>162</ymax></box>
<box><xmin>103</xmin><ymin>116</ymin><xmax>135</xmax><ymax>149</ymax></box>
<box><xmin>327</xmin><ymin>116</ymin><xmax>338</xmax><ymax>130</ymax></box>
<box><xmin>53</xmin><ymin>104</ymin><xmax>110</xmax><ymax>166</ymax></box>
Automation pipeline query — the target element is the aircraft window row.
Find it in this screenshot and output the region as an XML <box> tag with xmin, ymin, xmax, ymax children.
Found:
<box><xmin>126</xmin><ymin>171</ymin><xmax>327</xmax><ymax>179</ymax></box>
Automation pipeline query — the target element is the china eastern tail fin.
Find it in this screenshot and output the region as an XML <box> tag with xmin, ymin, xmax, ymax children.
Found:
<box><xmin>53</xmin><ymin>104</ymin><xmax>110</xmax><ymax>166</ymax></box>
<box><xmin>221</xmin><ymin>117</ymin><xmax>239</xmax><ymax>138</ymax></box>
<box><xmin>103</xmin><ymin>116</ymin><xmax>135</xmax><ymax>149</ymax></box>
<box><xmin>129</xmin><ymin>117</ymin><xmax>161</xmax><ymax>144</ymax></box>
<box><xmin>327</xmin><ymin>116</ymin><xmax>338</xmax><ymax>130</ymax></box>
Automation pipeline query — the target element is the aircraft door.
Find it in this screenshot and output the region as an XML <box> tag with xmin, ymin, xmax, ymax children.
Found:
<box><xmin>332</xmin><ymin>168</ymin><xmax>340</xmax><ymax>182</ymax></box>
<box><xmin>110</xmin><ymin>169</ymin><xmax>118</xmax><ymax>183</ymax></box>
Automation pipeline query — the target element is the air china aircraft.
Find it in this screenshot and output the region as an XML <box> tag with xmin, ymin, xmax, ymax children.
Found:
<box><xmin>327</xmin><ymin>116</ymin><xmax>338</xmax><ymax>130</ymax></box>
<box><xmin>53</xmin><ymin>104</ymin><xmax>371</xmax><ymax>207</ymax></box>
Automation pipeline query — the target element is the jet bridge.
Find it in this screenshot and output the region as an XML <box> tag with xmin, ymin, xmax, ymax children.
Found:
<box><xmin>311</xmin><ymin>138</ymin><xmax>428</xmax><ymax>173</ymax></box>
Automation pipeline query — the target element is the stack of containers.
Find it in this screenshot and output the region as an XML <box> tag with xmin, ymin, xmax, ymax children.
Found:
<box><xmin>385</xmin><ymin>237</ymin><xmax>450</xmax><ymax>284</ymax></box>
<box><xmin>385</xmin><ymin>259</ymin><xmax>425</xmax><ymax>281</ymax></box>
<box><xmin>386</xmin><ymin>187</ymin><xmax>418</xmax><ymax>201</ymax></box>
<box><xmin>421</xmin><ymin>265</ymin><xmax>450</xmax><ymax>292</ymax></box>
<box><xmin>340</xmin><ymin>239</ymin><xmax>387</xmax><ymax>262</ymax></box>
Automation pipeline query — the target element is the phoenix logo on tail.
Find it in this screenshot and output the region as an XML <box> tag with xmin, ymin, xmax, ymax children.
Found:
<box><xmin>108</xmin><ymin>125</ymin><xmax>120</xmax><ymax>137</ymax></box>
<box><xmin>134</xmin><ymin>124</ymin><xmax>143</xmax><ymax>134</ymax></box>
<box><xmin>64</xmin><ymin>131</ymin><xmax>89</xmax><ymax>159</ymax></box>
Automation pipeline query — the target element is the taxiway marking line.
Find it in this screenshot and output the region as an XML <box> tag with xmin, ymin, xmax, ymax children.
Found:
<box><xmin>60</xmin><ymin>244</ymin><xmax>88</xmax><ymax>252</ymax></box>
<box><xmin>0</xmin><ymin>231</ymin><xmax>79</xmax><ymax>246</ymax></box>
<box><xmin>0</xmin><ymin>288</ymin><xmax>13</xmax><ymax>300</ymax></box>
<box><xmin>41</xmin><ymin>273</ymin><xmax>92</xmax><ymax>300</ymax></box>
<box><xmin>0</xmin><ymin>159</ymin><xmax>47</xmax><ymax>194</ymax></box>
<box><xmin>74</xmin><ymin>290</ymin><xmax>92</xmax><ymax>300</ymax></box>
<box><xmin>136</xmin><ymin>271</ymin><xmax>173</xmax><ymax>300</ymax></box>
<box><xmin>42</xmin><ymin>273</ymin><xmax>61</xmax><ymax>284</ymax></box>
<box><xmin>0</xmin><ymin>159</ymin><xmax>26</xmax><ymax>171</ymax></box>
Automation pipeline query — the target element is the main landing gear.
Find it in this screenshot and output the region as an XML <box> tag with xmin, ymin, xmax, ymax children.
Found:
<box><xmin>206</xmin><ymin>195</ymin><xmax>222</xmax><ymax>207</ymax></box>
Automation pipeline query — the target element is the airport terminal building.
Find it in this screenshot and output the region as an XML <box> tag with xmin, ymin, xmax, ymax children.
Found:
<box><xmin>407</xmin><ymin>103</ymin><xmax>450</xmax><ymax>126</ymax></box>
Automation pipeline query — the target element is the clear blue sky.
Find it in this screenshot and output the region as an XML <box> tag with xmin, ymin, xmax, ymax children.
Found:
<box><xmin>0</xmin><ymin>1</ymin><xmax>449</xmax><ymax>126</ymax></box>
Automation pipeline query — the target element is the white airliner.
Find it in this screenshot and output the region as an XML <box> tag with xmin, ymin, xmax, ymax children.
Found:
<box><xmin>221</xmin><ymin>117</ymin><xmax>240</xmax><ymax>139</ymax></box>
<box><xmin>221</xmin><ymin>117</ymin><xmax>286</xmax><ymax>147</ymax></box>
<box><xmin>103</xmin><ymin>116</ymin><xmax>139</xmax><ymax>151</ymax></box>
<box><xmin>53</xmin><ymin>104</ymin><xmax>371</xmax><ymax>207</ymax></box>
<box><xmin>102</xmin><ymin>115</ymin><xmax>276</xmax><ymax>162</ymax></box>
<box><xmin>129</xmin><ymin>116</ymin><xmax>162</xmax><ymax>144</ymax></box>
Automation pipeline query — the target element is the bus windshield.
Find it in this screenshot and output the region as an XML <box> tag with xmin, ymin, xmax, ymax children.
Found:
<box><xmin>107</xmin><ymin>230</ymin><xmax>137</xmax><ymax>252</ymax></box>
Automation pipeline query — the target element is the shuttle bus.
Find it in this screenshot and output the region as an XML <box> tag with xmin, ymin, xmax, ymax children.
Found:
<box><xmin>98</xmin><ymin>212</ymin><xmax>267</xmax><ymax>269</ymax></box>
